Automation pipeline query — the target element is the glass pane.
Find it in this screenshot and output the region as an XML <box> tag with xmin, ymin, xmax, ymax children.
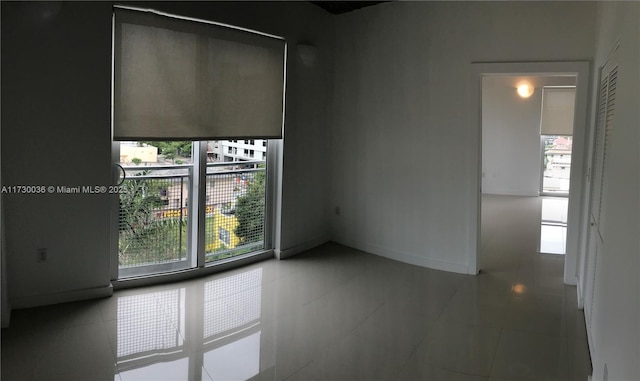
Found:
<box><xmin>540</xmin><ymin>197</ymin><xmax>568</xmax><ymax>255</ymax></box>
<box><xmin>204</xmin><ymin>140</ymin><xmax>266</xmax><ymax>263</ymax></box>
<box><xmin>118</xmin><ymin>141</ymin><xmax>194</xmax><ymax>277</ymax></box>
<box><xmin>542</xmin><ymin>135</ymin><xmax>572</xmax><ymax>194</ymax></box>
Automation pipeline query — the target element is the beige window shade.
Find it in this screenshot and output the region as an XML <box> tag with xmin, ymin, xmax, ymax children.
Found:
<box><xmin>540</xmin><ymin>88</ymin><xmax>576</xmax><ymax>136</ymax></box>
<box><xmin>113</xmin><ymin>8</ymin><xmax>286</xmax><ymax>141</ymax></box>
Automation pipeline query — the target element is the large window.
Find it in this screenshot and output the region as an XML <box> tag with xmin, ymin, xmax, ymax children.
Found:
<box><xmin>117</xmin><ymin>142</ymin><xmax>194</xmax><ymax>276</ymax></box>
<box><xmin>112</xmin><ymin>7</ymin><xmax>285</xmax><ymax>279</ymax></box>
<box><xmin>116</xmin><ymin>140</ymin><xmax>269</xmax><ymax>278</ymax></box>
<box><xmin>539</xmin><ymin>87</ymin><xmax>576</xmax><ymax>195</ymax></box>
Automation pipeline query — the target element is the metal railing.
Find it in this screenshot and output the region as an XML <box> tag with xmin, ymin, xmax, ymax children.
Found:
<box><xmin>118</xmin><ymin>166</ymin><xmax>191</xmax><ymax>270</ymax></box>
<box><xmin>204</xmin><ymin>161</ymin><xmax>266</xmax><ymax>262</ymax></box>
<box><xmin>117</xmin><ymin>161</ymin><xmax>266</xmax><ymax>272</ymax></box>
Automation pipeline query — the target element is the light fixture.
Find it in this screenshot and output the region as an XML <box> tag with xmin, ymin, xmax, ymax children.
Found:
<box><xmin>512</xmin><ymin>283</ymin><xmax>527</xmax><ymax>294</ymax></box>
<box><xmin>517</xmin><ymin>82</ymin><xmax>535</xmax><ymax>98</ymax></box>
<box><xmin>297</xmin><ymin>43</ymin><xmax>317</xmax><ymax>67</ymax></box>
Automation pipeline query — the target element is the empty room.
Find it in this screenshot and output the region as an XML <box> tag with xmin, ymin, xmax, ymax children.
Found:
<box><xmin>1</xmin><ymin>1</ymin><xmax>638</xmax><ymax>380</ymax></box>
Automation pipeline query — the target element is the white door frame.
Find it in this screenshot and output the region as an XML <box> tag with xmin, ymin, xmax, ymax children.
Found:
<box><xmin>468</xmin><ymin>61</ymin><xmax>591</xmax><ymax>291</ymax></box>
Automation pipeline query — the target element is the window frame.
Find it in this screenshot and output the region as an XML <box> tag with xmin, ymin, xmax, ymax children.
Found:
<box><xmin>110</xmin><ymin>6</ymin><xmax>285</xmax><ymax>285</ymax></box>
<box><xmin>110</xmin><ymin>140</ymin><xmax>280</xmax><ymax>283</ymax></box>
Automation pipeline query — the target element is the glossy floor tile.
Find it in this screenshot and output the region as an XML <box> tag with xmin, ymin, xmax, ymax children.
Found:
<box><xmin>2</xmin><ymin>195</ymin><xmax>592</xmax><ymax>381</ymax></box>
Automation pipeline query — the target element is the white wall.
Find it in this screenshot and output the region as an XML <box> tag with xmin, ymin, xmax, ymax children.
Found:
<box><xmin>482</xmin><ymin>76</ymin><xmax>542</xmax><ymax>196</ymax></box>
<box><xmin>585</xmin><ymin>2</ymin><xmax>640</xmax><ymax>380</ymax></box>
<box><xmin>1</xmin><ymin>2</ymin><xmax>114</xmax><ymax>310</ymax></box>
<box><xmin>330</xmin><ymin>1</ymin><xmax>597</xmax><ymax>273</ymax></box>
<box><xmin>1</xmin><ymin>120</ymin><xmax>7</xmax><ymax>327</ymax></box>
<box><xmin>0</xmin><ymin>1</ymin><xmax>333</xmax><ymax>313</ymax></box>
<box><xmin>482</xmin><ymin>76</ymin><xmax>576</xmax><ymax>196</ymax></box>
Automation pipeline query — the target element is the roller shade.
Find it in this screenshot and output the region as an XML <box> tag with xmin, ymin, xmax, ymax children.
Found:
<box><xmin>113</xmin><ymin>8</ymin><xmax>286</xmax><ymax>141</ymax></box>
<box><xmin>540</xmin><ymin>88</ymin><xmax>576</xmax><ymax>136</ymax></box>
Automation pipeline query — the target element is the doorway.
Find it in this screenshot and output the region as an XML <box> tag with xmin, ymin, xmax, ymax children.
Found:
<box><xmin>481</xmin><ymin>76</ymin><xmax>576</xmax><ymax>258</ymax></box>
<box><xmin>470</xmin><ymin>61</ymin><xmax>591</xmax><ymax>289</ymax></box>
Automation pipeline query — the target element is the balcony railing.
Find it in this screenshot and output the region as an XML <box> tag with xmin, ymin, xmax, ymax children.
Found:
<box><xmin>118</xmin><ymin>165</ymin><xmax>190</xmax><ymax>271</ymax></box>
<box><xmin>118</xmin><ymin>161</ymin><xmax>266</xmax><ymax>275</ymax></box>
<box><xmin>204</xmin><ymin>161</ymin><xmax>265</xmax><ymax>263</ymax></box>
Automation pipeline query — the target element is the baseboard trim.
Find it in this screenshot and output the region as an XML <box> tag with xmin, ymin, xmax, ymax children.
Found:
<box><xmin>276</xmin><ymin>235</ymin><xmax>330</xmax><ymax>259</ymax></box>
<box><xmin>482</xmin><ymin>191</ymin><xmax>540</xmax><ymax>197</ymax></box>
<box><xmin>332</xmin><ymin>236</ymin><xmax>470</xmax><ymax>274</ymax></box>
<box><xmin>10</xmin><ymin>284</ymin><xmax>114</xmax><ymax>310</ymax></box>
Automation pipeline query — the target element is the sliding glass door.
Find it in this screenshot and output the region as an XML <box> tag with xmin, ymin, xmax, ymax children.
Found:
<box><xmin>539</xmin><ymin>87</ymin><xmax>576</xmax><ymax>196</ymax></box>
<box><xmin>541</xmin><ymin>135</ymin><xmax>572</xmax><ymax>195</ymax></box>
<box><xmin>116</xmin><ymin>141</ymin><xmax>195</xmax><ymax>278</ymax></box>
<box><xmin>203</xmin><ymin>140</ymin><xmax>267</xmax><ymax>263</ymax></box>
<box><xmin>115</xmin><ymin>140</ymin><xmax>268</xmax><ymax>279</ymax></box>
<box><xmin>111</xmin><ymin>7</ymin><xmax>285</xmax><ymax>280</ymax></box>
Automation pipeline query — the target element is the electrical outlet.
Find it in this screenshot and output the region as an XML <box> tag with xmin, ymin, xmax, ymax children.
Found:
<box><xmin>37</xmin><ymin>248</ymin><xmax>47</xmax><ymax>263</ymax></box>
<box><xmin>335</xmin><ymin>206</ymin><xmax>340</xmax><ymax>216</ymax></box>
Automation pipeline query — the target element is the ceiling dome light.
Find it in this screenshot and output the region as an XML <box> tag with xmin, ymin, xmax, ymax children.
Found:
<box><xmin>517</xmin><ymin>83</ymin><xmax>534</xmax><ymax>98</ymax></box>
<box><xmin>512</xmin><ymin>283</ymin><xmax>527</xmax><ymax>294</ymax></box>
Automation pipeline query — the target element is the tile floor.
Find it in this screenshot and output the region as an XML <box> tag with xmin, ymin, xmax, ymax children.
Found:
<box><xmin>1</xmin><ymin>195</ymin><xmax>592</xmax><ymax>381</ymax></box>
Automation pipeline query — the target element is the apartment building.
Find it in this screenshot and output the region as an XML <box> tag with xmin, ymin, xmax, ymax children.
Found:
<box><xmin>208</xmin><ymin>140</ymin><xmax>268</xmax><ymax>162</ymax></box>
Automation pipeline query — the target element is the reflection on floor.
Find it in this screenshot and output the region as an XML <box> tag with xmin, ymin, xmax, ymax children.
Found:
<box><xmin>3</xmin><ymin>196</ymin><xmax>591</xmax><ymax>380</ymax></box>
<box><xmin>540</xmin><ymin>197</ymin><xmax>569</xmax><ymax>255</ymax></box>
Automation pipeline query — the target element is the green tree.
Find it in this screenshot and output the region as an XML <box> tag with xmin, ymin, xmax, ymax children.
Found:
<box><xmin>119</xmin><ymin>172</ymin><xmax>163</xmax><ymax>232</ymax></box>
<box><xmin>142</xmin><ymin>141</ymin><xmax>192</xmax><ymax>161</ymax></box>
<box><xmin>234</xmin><ymin>168</ymin><xmax>265</xmax><ymax>244</ymax></box>
<box><xmin>163</xmin><ymin>149</ymin><xmax>176</xmax><ymax>163</ymax></box>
